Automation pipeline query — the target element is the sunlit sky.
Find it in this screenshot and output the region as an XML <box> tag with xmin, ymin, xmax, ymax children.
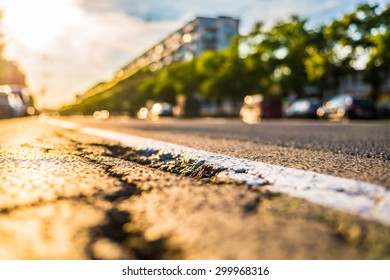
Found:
<box><xmin>0</xmin><ymin>0</ymin><xmax>388</xmax><ymax>108</ymax></box>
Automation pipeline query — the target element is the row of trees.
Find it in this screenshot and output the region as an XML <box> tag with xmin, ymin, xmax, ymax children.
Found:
<box><xmin>62</xmin><ymin>3</ymin><xmax>390</xmax><ymax>115</ymax></box>
<box><xmin>138</xmin><ymin>3</ymin><xmax>390</xmax><ymax>105</ymax></box>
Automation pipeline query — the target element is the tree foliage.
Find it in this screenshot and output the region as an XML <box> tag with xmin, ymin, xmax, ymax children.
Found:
<box><xmin>138</xmin><ymin>3</ymin><xmax>389</xmax><ymax>104</ymax></box>
<box><xmin>64</xmin><ymin>3</ymin><xmax>390</xmax><ymax>115</ymax></box>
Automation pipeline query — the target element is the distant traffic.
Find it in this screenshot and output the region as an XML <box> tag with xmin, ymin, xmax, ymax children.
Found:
<box><xmin>128</xmin><ymin>93</ymin><xmax>389</xmax><ymax>123</ymax></box>
<box><xmin>76</xmin><ymin>91</ymin><xmax>390</xmax><ymax>124</ymax></box>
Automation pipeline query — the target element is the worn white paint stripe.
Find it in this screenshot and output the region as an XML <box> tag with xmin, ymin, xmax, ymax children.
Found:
<box><xmin>44</xmin><ymin>116</ymin><xmax>80</xmax><ymax>130</ymax></box>
<box><xmin>46</xmin><ymin>118</ymin><xmax>390</xmax><ymax>226</ymax></box>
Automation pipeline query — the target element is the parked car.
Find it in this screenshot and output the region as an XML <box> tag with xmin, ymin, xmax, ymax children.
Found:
<box><xmin>316</xmin><ymin>94</ymin><xmax>379</xmax><ymax>120</ymax></box>
<box><xmin>93</xmin><ymin>110</ymin><xmax>110</xmax><ymax>120</ymax></box>
<box><xmin>150</xmin><ymin>102</ymin><xmax>174</xmax><ymax>117</ymax></box>
<box><xmin>137</xmin><ymin>102</ymin><xmax>174</xmax><ymax>121</ymax></box>
<box><xmin>240</xmin><ymin>94</ymin><xmax>282</xmax><ymax>124</ymax></box>
<box><xmin>284</xmin><ymin>98</ymin><xmax>322</xmax><ymax>119</ymax></box>
<box><xmin>0</xmin><ymin>91</ymin><xmax>13</xmax><ymax>119</ymax></box>
<box><xmin>11</xmin><ymin>87</ymin><xmax>36</xmax><ymax>116</ymax></box>
<box><xmin>0</xmin><ymin>85</ymin><xmax>24</xmax><ymax>119</ymax></box>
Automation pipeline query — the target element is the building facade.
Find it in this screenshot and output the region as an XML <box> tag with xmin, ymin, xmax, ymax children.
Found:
<box><xmin>115</xmin><ymin>16</ymin><xmax>239</xmax><ymax>79</ymax></box>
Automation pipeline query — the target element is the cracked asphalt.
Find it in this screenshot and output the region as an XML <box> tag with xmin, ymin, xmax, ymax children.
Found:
<box><xmin>0</xmin><ymin>117</ymin><xmax>389</xmax><ymax>259</ymax></box>
<box><xmin>68</xmin><ymin>117</ymin><xmax>390</xmax><ymax>187</ymax></box>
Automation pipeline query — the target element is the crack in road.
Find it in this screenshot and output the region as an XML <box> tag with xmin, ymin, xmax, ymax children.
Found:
<box><xmin>88</xmin><ymin>207</ymin><xmax>181</xmax><ymax>260</ymax></box>
<box><xmin>71</xmin><ymin>142</ymin><xmax>184</xmax><ymax>259</ymax></box>
<box><xmin>92</xmin><ymin>143</ymin><xmax>229</xmax><ymax>181</ymax></box>
<box><xmin>72</xmin><ymin>138</ymin><xmax>267</xmax><ymax>259</ymax></box>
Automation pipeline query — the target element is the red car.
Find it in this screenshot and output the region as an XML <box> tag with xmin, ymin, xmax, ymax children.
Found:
<box><xmin>240</xmin><ymin>94</ymin><xmax>282</xmax><ymax>123</ymax></box>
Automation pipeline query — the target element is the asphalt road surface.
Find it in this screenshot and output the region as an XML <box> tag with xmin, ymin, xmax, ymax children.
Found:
<box><xmin>68</xmin><ymin>116</ymin><xmax>390</xmax><ymax>187</ymax></box>
<box><xmin>0</xmin><ymin>116</ymin><xmax>389</xmax><ymax>259</ymax></box>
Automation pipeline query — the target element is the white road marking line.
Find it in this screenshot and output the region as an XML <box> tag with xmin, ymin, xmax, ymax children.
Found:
<box><xmin>46</xmin><ymin>118</ymin><xmax>390</xmax><ymax>226</ymax></box>
<box><xmin>43</xmin><ymin>116</ymin><xmax>80</xmax><ymax>130</ymax></box>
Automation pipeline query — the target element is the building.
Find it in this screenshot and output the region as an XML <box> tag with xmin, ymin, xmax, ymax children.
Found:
<box><xmin>79</xmin><ymin>16</ymin><xmax>239</xmax><ymax>101</ymax></box>
<box><xmin>115</xmin><ymin>16</ymin><xmax>239</xmax><ymax>80</ymax></box>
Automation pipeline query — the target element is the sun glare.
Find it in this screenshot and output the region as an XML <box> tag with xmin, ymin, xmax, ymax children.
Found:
<box><xmin>2</xmin><ymin>0</ymin><xmax>82</xmax><ymax>52</ymax></box>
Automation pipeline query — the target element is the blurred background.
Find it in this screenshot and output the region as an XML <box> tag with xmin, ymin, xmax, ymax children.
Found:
<box><xmin>0</xmin><ymin>0</ymin><xmax>389</xmax><ymax>122</ymax></box>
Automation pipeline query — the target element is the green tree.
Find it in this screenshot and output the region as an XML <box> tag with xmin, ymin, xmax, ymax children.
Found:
<box><xmin>304</xmin><ymin>26</ymin><xmax>339</xmax><ymax>96</ymax></box>
<box><xmin>318</xmin><ymin>3</ymin><xmax>390</xmax><ymax>100</ymax></box>
<box><xmin>196</xmin><ymin>37</ymin><xmax>247</xmax><ymax>103</ymax></box>
<box><xmin>241</xmin><ymin>16</ymin><xmax>316</xmax><ymax>98</ymax></box>
<box><xmin>240</xmin><ymin>22</ymin><xmax>273</xmax><ymax>94</ymax></box>
<box><xmin>365</xmin><ymin>4</ymin><xmax>390</xmax><ymax>100</ymax></box>
<box><xmin>137</xmin><ymin>59</ymin><xmax>200</xmax><ymax>104</ymax></box>
<box><xmin>196</xmin><ymin>50</ymin><xmax>226</xmax><ymax>101</ymax></box>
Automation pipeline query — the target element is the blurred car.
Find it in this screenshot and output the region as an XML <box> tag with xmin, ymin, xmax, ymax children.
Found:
<box><xmin>284</xmin><ymin>98</ymin><xmax>322</xmax><ymax>119</ymax></box>
<box><xmin>240</xmin><ymin>94</ymin><xmax>282</xmax><ymax>124</ymax></box>
<box><xmin>137</xmin><ymin>102</ymin><xmax>174</xmax><ymax>121</ymax></box>
<box><xmin>151</xmin><ymin>102</ymin><xmax>174</xmax><ymax>117</ymax></box>
<box><xmin>137</xmin><ymin>107</ymin><xmax>149</xmax><ymax>120</ymax></box>
<box><xmin>93</xmin><ymin>110</ymin><xmax>110</xmax><ymax>120</ymax></box>
<box><xmin>0</xmin><ymin>85</ymin><xmax>24</xmax><ymax>119</ymax></box>
<box><xmin>11</xmin><ymin>87</ymin><xmax>36</xmax><ymax>116</ymax></box>
<box><xmin>0</xmin><ymin>90</ymin><xmax>13</xmax><ymax>119</ymax></box>
<box><xmin>316</xmin><ymin>94</ymin><xmax>379</xmax><ymax>120</ymax></box>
